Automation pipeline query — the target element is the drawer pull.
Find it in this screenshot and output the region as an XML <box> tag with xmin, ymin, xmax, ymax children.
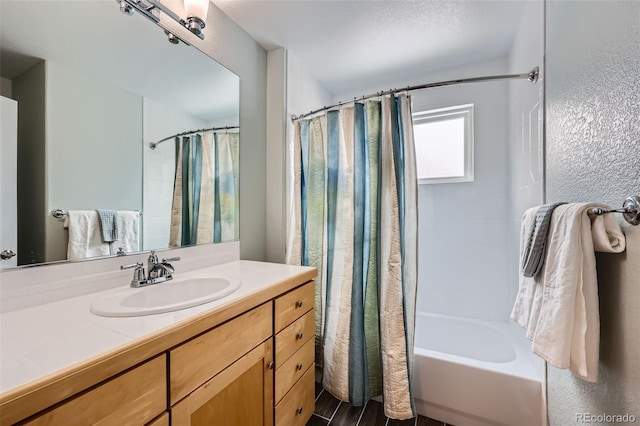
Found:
<box><xmin>296</xmin><ymin>300</ymin><xmax>303</xmax><ymax>308</ymax></box>
<box><xmin>268</xmin><ymin>361</ymin><xmax>275</xmax><ymax>370</ymax></box>
<box><xmin>296</xmin><ymin>363</ymin><xmax>303</xmax><ymax>371</ymax></box>
<box><xmin>296</xmin><ymin>407</ymin><xmax>303</xmax><ymax>415</ymax></box>
<box><xmin>296</xmin><ymin>332</ymin><xmax>304</xmax><ymax>340</ymax></box>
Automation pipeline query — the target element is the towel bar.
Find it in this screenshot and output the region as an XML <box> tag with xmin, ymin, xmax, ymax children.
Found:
<box><xmin>588</xmin><ymin>196</ymin><xmax>640</xmax><ymax>226</ymax></box>
<box><xmin>51</xmin><ymin>209</ymin><xmax>143</xmax><ymax>219</ymax></box>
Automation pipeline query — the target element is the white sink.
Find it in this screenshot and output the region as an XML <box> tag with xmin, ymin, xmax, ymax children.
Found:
<box><xmin>90</xmin><ymin>277</ymin><xmax>241</xmax><ymax>317</ymax></box>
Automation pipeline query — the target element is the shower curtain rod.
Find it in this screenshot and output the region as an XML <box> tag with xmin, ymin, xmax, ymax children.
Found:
<box><xmin>291</xmin><ymin>66</ymin><xmax>539</xmax><ymax>121</ymax></box>
<box><xmin>149</xmin><ymin>125</ymin><xmax>239</xmax><ymax>150</ymax></box>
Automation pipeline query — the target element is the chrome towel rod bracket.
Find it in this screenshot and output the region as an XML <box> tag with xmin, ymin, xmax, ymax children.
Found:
<box><xmin>589</xmin><ymin>196</ymin><xmax>640</xmax><ymax>226</ymax></box>
<box><xmin>51</xmin><ymin>209</ymin><xmax>66</xmax><ymax>219</ymax></box>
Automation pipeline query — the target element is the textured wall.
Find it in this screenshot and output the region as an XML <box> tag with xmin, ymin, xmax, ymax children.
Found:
<box><xmin>545</xmin><ymin>1</ymin><xmax>640</xmax><ymax>424</ymax></box>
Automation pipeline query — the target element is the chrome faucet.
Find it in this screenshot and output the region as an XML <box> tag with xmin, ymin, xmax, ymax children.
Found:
<box><xmin>121</xmin><ymin>251</ymin><xmax>181</xmax><ymax>288</ymax></box>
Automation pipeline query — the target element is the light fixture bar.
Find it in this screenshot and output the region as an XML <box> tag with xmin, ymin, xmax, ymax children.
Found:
<box><xmin>116</xmin><ymin>0</ymin><xmax>206</xmax><ymax>40</ymax></box>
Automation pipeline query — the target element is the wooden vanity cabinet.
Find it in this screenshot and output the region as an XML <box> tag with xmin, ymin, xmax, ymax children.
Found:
<box><xmin>3</xmin><ymin>276</ymin><xmax>317</xmax><ymax>426</ymax></box>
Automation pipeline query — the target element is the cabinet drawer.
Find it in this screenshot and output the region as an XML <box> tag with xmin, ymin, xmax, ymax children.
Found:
<box><xmin>25</xmin><ymin>355</ymin><xmax>166</xmax><ymax>426</ymax></box>
<box><xmin>274</xmin><ymin>281</ymin><xmax>315</xmax><ymax>333</ymax></box>
<box><xmin>275</xmin><ymin>365</ymin><xmax>315</xmax><ymax>426</ymax></box>
<box><xmin>170</xmin><ymin>302</ymin><xmax>272</xmax><ymax>404</ymax></box>
<box><xmin>275</xmin><ymin>309</ymin><xmax>314</xmax><ymax>366</ymax></box>
<box><xmin>275</xmin><ymin>337</ymin><xmax>314</xmax><ymax>403</ymax></box>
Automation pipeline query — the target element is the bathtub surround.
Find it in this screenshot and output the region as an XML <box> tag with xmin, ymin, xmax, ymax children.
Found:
<box><xmin>507</xmin><ymin>0</ymin><xmax>545</xmax><ymax>312</ymax></box>
<box><xmin>287</xmin><ymin>95</ymin><xmax>418</xmax><ymax>419</ymax></box>
<box><xmin>505</xmin><ymin>3</ymin><xmax>546</xmax><ymax>422</ymax></box>
<box><xmin>512</xmin><ymin>204</ymin><xmax>626</xmax><ymax>383</ymax></box>
<box><xmin>412</xmin><ymin>59</ymin><xmax>512</xmax><ymax>323</ymax></box>
<box><xmin>332</xmin><ymin>57</ymin><xmax>514</xmax><ymax>322</ymax></box>
<box><xmin>546</xmin><ymin>0</ymin><xmax>640</xmax><ymax>423</ymax></box>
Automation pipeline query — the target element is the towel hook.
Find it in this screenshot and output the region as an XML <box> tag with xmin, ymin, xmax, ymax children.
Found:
<box><xmin>588</xmin><ymin>196</ymin><xmax>640</xmax><ymax>226</ymax></box>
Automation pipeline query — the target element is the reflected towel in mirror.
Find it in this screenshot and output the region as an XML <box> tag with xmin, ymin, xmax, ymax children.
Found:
<box><xmin>64</xmin><ymin>210</ymin><xmax>111</xmax><ymax>260</ymax></box>
<box><xmin>96</xmin><ymin>209</ymin><xmax>119</xmax><ymax>243</ymax></box>
<box><xmin>112</xmin><ymin>211</ymin><xmax>140</xmax><ymax>255</ymax></box>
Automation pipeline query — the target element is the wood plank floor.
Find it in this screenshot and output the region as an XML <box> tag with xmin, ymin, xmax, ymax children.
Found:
<box><xmin>307</xmin><ymin>382</ymin><xmax>454</xmax><ymax>426</ymax></box>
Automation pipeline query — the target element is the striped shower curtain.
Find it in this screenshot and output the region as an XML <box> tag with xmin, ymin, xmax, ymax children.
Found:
<box><xmin>286</xmin><ymin>95</ymin><xmax>418</xmax><ymax>419</ymax></box>
<box><xmin>169</xmin><ymin>131</ymin><xmax>239</xmax><ymax>246</ymax></box>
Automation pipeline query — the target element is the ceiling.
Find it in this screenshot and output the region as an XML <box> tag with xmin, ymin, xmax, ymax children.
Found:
<box><xmin>215</xmin><ymin>0</ymin><xmax>530</xmax><ymax>95</ymax></box>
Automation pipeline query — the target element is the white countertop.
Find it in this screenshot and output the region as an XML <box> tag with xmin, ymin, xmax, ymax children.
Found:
<box><xmin>0</xmin><ymin>260</ymin><xmax>314</xmax><ymax>395</ymax></box>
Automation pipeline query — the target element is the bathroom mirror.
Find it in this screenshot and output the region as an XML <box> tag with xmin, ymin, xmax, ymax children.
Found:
<box><xmin>0</xmin><ymin>0</ymin><xmax>240</xmax><ymax>269</ymax></box>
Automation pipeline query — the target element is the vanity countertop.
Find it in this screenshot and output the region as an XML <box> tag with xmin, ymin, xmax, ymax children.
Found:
<box><xmin>0</xmin><ymin>260</ymin><xmax>316</xmax><ymax>422</ymax></box>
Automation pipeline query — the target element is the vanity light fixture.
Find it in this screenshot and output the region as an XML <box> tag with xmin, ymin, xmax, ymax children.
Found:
<box><xmin>115</xmin><ymin>0</ymin><xmax>209</xmax><ymax>42</ymax></box>
<box><xmin>184</xmin><ymin>0</ymin><xmax>209</xmax><ymax>37</ymax></box>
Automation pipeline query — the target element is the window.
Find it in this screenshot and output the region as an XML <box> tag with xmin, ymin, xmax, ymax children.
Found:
<box><xmin>412</xmin><ymin>104</ymin><xmax>474</xmax><ymax>184</ymax></box>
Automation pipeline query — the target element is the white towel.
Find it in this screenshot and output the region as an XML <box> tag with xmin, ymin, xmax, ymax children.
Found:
<box><xmin>111</xmin><ymin>211</ymin><xmax>140</xmax><ymax>255</ymax></box>
<box><xmin>64</xmin><ymin>210</ymin><xmax>111</xmax><ymax>260</ymax></box>
<box><xmin>511</xmin><ymin>203</ymin><xmax>625</xmax><ymax>382</ymax></box>
<box><xmin>512</xmin><ymin>207</ymin><xmax>545</xmax><ymax>338</ymax></box>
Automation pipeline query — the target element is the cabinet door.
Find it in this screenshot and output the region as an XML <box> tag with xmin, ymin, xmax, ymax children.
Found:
<box><xmin>171</xmin><ymin>339</ymin><xmax>274</xmax><ymax>426</ymax></box>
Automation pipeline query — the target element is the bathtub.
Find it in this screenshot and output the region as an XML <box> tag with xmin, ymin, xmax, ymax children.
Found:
<box><xmin>412</xmin><ymin>312</ymin><xmax>545</xmax><ymax>426</ymax></box>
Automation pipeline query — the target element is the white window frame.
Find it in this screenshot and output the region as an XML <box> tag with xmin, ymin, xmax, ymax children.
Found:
<box><xmin>412</xmin><ymin>103</ymin><xmax>474</xmax><ymax>184</ymax></box>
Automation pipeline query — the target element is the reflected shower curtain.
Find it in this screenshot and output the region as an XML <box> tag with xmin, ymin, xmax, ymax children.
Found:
<box><xmin>286</xmin><ymin>95</ymin><xmax>418</xmax><ymax>419</ymax></box>
<box><xmin>169</xmin><ymin>131</ymin><xmax>239</xmax><ymax>246</ymax></box>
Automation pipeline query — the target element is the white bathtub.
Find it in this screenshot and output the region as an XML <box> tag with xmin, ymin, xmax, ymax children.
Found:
<box><xmin>412</xmin><ymin>312</ymin><xmax>545</xmax><ymax>426</ymax></box>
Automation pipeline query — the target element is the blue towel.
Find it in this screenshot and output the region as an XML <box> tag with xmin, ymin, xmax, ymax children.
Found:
<box><xmin>96</xmin><ymin>209</ymin><xmax>119</xmax><ymax>243</ymax></box>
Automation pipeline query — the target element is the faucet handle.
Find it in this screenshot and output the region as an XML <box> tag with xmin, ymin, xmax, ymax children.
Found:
<box><xmin>121</xmin><ymin>262</ymin><xmax>144</xmax><ymax>270</ymax></box>
<box><xmin>162</xmin><ymin>256</ymin><xmax>181</xmax><ymax>262</ymax></box>
<box><xmin>121</xmin><ymin>262</ymin><xmax>146</xmax><ymax>287</ymax></box>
